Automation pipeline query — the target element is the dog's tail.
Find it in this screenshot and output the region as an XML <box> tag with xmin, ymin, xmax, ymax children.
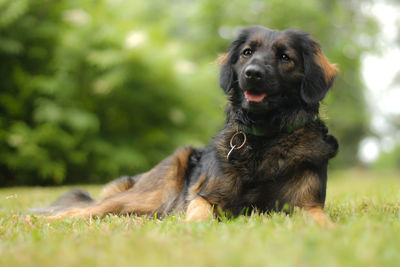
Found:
<box><xmin>29</xmin><ymin>189</ymin><xmax>95</xmax><ymax>215</ymax></box>
<box><xmin>29</xmin><ymin>176</ymin><xmax>137</xmax><ymax>215</ymax></box>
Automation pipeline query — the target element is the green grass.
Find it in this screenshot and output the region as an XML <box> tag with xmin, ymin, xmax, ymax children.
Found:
<box><xmin>1</xmin><ymin>170</ymin><xmax>400</xmax><ymax>267</ymax></box>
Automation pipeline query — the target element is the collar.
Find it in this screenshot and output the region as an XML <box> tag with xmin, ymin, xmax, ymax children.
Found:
<box><xmin>242</xmin><ymin>125</ymin><xmax>269</xmax><ymax>137</ymax></box>
<box><xmin>242</xmin><ymin>118</ymin><xmax>314</xmax><ymax>137</ymax></box>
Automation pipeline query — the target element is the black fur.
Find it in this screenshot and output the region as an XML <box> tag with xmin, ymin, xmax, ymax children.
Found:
<box><xmin>298</xmin><ymin>33</ymin><xmax>334</xmax><ymax>104</ymax></box>
<box><xmin>34</xmin><ymin>26</ymin><xmax>338</xmax><ymax>219</ymax></box>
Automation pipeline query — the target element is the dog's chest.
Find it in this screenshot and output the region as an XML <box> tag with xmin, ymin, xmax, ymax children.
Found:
<box><xmin>224</xmin><ymin>135</ymin><xmax>295</xmax><ymax>180</ymax></box>
<box><xmin>220</xmin><ymin>141</ymin><xmax>304</xmax><ymax>213</ymax></box>
<box><xmin>217</xmin><ymin>124</ymin><xmax>334</xmax><ymax>180</ymax></box>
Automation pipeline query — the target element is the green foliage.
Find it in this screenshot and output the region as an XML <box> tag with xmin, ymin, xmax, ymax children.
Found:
<box><xmin>1</xmin><ymin>171</ymin><xmax>400</xmax><ymax>266</ymax></box>
<box><xmin>373</xmin><ymin>145</ymin><xmax>400</xmax><ymax>170</ymax></box>
<box><xmin>0</xmin><ymin>0</ymin><xmax>378</xmax><ymax>185</ymax></box>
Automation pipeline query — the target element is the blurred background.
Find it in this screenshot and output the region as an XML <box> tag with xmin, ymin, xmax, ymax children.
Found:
<box><xmin>0</xmin><ymin>0</ymin><xmax>399</xmax><ymax>186</ymax></box>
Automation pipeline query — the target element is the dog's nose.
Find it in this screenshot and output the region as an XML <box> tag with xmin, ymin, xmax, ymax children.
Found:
<box><xmin>244</xmin><ymin>65</ymin><xmax>265</xmax><ymax>81</ymax></box>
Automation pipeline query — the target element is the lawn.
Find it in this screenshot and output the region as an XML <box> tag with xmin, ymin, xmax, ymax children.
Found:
<box><xmin>1</xmin><ymin>170</ymin><xmax>399</xmax><ymax>267</ymax></box>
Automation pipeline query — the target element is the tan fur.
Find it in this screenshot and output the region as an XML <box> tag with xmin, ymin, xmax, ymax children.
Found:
<box><xmin>282</xmin><ymin>60</ymin><xmax>295</xmax><ymax>71</ymax></box>
<box><xmin>304</xmin><ymin>206</ymin><xmax>333</xmax><ymax>227</ymax></box>
<box><xmin>48</xmin><ymin>147</ymin><xmax>194</xmax><ymax>220</ymax></box>
<box><xmin>282</xmin><ymin>170</ymin><xmax>321</xmax><ymax>208</ymax></box>
<box><xmin>47</xmin><ymin>189</ymin><xmax>168</xmax><ymax>220</ymax></box>
<box><xmin>187</xmin><ymin>174</ymin><xmax>207</xmax><ymax>200</ymax></box>
<box><xmin>274</xmin><ymin>36</ymin><xmax>291</xmax><ymax>48</ymax></box>
<box><xmin>217</xmin><ymin>53</ymin><xmax>229</xmax><ymax>65</ymax></box>
<box><xmin>185</xmin><ymin>197</ymin><xmax>212</xmax><ymax>222</ymax></box>
<box><xmin>101</xmin><ymin>177</ymin><xmax>135</xmax><ymax>199</ymax></box>
<box><xmin>280</xmin><ymin>171</ymin><xmax>332</xmax><ymax>227</ymax></box>
<box><xmin>252</xmin><ymin>34</ymin><xmax>264</xmax><ymax>46</ymax></box>
<box><xmin>314</xmin><ymin>50</ymin><xmax>339</xmax><ymax>83</ymax></box>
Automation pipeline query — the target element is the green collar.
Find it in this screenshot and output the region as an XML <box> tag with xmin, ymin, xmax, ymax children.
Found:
<box><xmin>286</xmin><ymin>120</ymin><xmax>308</xmax><ymax>134</ymax></box>
<box><xmin>242</xmin><ymin>125</ymin><xmax>268</xmax><ymax>137</ymax></box>
<box><xmin>242</xmin><ymin>119</ymin><xmax>310</xmax><ymax>137</ymax></box>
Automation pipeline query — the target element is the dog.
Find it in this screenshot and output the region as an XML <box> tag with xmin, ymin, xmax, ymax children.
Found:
<box><xmin>34</xmin><ymin>26</ymin><xmax>339</xmax><ymax>224</ymax></box>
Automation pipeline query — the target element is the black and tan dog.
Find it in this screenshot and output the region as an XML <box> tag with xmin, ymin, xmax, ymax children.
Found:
<box><xmin>35</xmin><ymin>26</ymin><xmax>339</xmax><ymax>224</ymax></box>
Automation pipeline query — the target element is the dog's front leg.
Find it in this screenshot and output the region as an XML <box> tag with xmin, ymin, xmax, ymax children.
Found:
<box><xmin>284</xmin><ymin>168</ymin><xmax>333</xmax><ymax>227</ymax></box>
<box><xmin>303</xmin><ymin>205</ymin><xmax>333</xmax><ymax>227</ymax></box>
<box><xmin>185</xmin><ymin>197</ymin><xmax>213</xmax><ymax>222</ymax></box>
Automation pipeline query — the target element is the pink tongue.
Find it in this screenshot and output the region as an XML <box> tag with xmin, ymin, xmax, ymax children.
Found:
<box><xmin>245</xmin><ymin>91</ymin><xmax>267</xmax><ymax>103</ymax></box>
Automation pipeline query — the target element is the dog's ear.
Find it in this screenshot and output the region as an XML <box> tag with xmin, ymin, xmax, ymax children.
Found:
<box><xmin>218</xmin><ymin>30</ymin><xmax>247</xmax><ymax>94</ymax></box>
<box><xmin>218</xmin><ymin>52</ymin><xmax>235</xmax><ymax>94</ymax></box>
<box><xmin>301</xmin><ymin>37</ymin><xmax>338</xmax><ymax>105</ymax></box>
<box><xmin>219</xmin><ymin>27</ymin><xmax>255</xmax><ymax>94</ymax></box>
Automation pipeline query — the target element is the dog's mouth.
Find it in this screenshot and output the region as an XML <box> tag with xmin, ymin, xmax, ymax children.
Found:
<box><xmin>245</xmin><ymin>90</ymin><xmax>267</xmax><ymax>103</ymax></box>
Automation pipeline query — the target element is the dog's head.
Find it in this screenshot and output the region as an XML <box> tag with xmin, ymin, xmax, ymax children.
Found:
<box><xmin>219</xmin><ymin>26</ymin><xmax>338</xmax><ymax>114</ymax></box>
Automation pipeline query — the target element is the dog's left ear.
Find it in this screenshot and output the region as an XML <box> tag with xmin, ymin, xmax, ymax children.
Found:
<box><xmin>301</xmin><ymin>38</ymin><xmax>338</xmax><ymax>105</ymax></box>
<box><xmin>218</xmin><ymin>52</ymin><xmax>235</xmax><ymax>94</ymax></box>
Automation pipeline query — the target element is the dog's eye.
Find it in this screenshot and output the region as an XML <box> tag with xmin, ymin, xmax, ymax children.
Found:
<box><xmin>281</xmin><ymin>54</ymin><xmax>290</xmax><ymax>61</ymax></box>
<box><xmin>242</xmin><ymin>48</ymin><xmax>253</xmax><ymax>58</ymax></box>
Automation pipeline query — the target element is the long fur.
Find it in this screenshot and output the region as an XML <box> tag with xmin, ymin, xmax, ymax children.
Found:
<box><xmin>33</xmin><ymin>26</ymin><xmax>338</xmax><ymax>222</ymax></box>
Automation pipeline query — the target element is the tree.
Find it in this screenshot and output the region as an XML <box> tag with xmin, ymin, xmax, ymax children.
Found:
<box><xmin>0</xmin><ymin>0</ymin><xmax>379</xmax><ymax>185</ymax></box>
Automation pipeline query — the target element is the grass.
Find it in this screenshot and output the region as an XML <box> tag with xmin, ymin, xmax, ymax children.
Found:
<box><xmin>1</xmin><ymin>169</ymin><xmax>399</xmax><ymax>267</ymax></box>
